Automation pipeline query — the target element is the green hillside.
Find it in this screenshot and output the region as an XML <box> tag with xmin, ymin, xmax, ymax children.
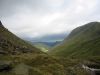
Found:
<box><xmin>50</xmin><ymin>22</ymin><xmax>100</xmax><ymax>60</ymax></box>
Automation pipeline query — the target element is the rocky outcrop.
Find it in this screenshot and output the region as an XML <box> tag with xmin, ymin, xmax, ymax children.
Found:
<box><xmin>0</xmin><ymin>61</ymin><xmax>12</xmax><ymax>72</ymax></box>
<box><xmin>0</xmin><ymin>21</ymin><xmax>4</xmax><ymax>28</ymax></box>
<box><xmin>0</xmin><ymin>21</ymin><xmax>2</xmax><ymax>25</ymax></box>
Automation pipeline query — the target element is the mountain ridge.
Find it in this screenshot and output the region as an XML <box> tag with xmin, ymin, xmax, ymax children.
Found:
<box><xmin>50</xmin><ymin>22</ymin><xmax>100</xmax><ymax>60</ymax></box>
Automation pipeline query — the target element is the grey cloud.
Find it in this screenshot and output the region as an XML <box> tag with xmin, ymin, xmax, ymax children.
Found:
<box><xmin>0</xmin><ymin>0</ymin><xmax>49</xmax><ymax>17</ymax></box>
<box><xmin>0</xmin><ymin>0</ymin><xmax>100</xmax><ymax>42</ymax></box>
<box><xmin>0</xmin><ymin>0</ymin><xmax>71</xmax><ymax>17</ymax></box>
<box><xmin>23</xmin><ymin>32</ymin><xmax>69</xmax><ymax>42</ymax></box>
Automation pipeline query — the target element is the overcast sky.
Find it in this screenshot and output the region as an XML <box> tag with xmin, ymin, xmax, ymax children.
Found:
<box><xmin>0</xmin><ymin>0</ymin><xmax>100</xmax><ymax>42</ymax></box>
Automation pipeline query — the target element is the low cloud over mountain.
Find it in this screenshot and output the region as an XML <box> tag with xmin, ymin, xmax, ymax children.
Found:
<box><xmin>0</xmin><ymin>0</ymin><xmax>100</xmax><ymax>41</ymax></box>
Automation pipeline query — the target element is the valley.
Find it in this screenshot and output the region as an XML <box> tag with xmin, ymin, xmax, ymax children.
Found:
<box><xmin>1</xmin><ymin>0</ymin><xmax>100</xmax><ymax>74</ymax></box>
<box><xmin>0</xmin><ymin>21</ymin><xmax>67</xmax><ymax>75</ymax></box>
<box><xmin>0</xmin><ymin>21</ymin><xmax>100</xmax><ymax>75</ymax></box>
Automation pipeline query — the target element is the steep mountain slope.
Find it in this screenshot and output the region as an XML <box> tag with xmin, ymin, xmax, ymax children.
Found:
<box><xmin>0</xmin><ymin>21</ymin><xmax>41</xmax><ymax>54</ymax></box>
<box><xmin>50</xmin><ymin>22</ymin><xmax>100</xmax><ymax>59</ymax></box>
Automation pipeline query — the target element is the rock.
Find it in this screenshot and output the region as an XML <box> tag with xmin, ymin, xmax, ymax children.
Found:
<box><xmin>0</xmin><ymin>50</ymin><xmax>7</xmax><ymax>55</ymax></box>
<box><xmin>0</xmin><ymin>64</ymin><xmax>12</xmax><ymax>72</ymax></box>
<box><xmin>0</xmin><ymin>21</ymin><xmax>4</xmax><ymax>28</ymax></box>
<box><xmin>0</xmin><ymin>61</ymin><xmax>12</xmax><ymax>72</ymax></box>
<box><xmin>0</xmin><ymin>21</ymin><xmax>2</xmax><ymax>25</ymax></box>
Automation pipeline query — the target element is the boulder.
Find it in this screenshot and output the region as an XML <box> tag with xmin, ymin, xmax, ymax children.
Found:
<box><xmin>0</xmin><ymin>61</ymin><xmax>12</xmax><ymax>72</ymax></box>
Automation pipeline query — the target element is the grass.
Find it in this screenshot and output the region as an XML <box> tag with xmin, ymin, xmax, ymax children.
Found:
<box><xmin>0</xmin><ymin>52</ymin><xmax>89</xmax><ymax>75</ymax></box>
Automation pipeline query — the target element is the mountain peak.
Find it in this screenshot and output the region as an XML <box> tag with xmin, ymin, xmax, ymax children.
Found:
<box><xmin>0</xmin><ymin>20</ymin><xmax>4</xmax><ymax>27</ymax></box>
<box><xmin>0</xmin><ymin>20</ymin><xmax>2</xmax><ymax>25</ymax></box>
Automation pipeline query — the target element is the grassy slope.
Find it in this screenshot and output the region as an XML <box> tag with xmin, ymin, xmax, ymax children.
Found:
<box><xmin>50</xmin><ymin>22</ymin><xmax>100</xmax><ymax>60</ymax></box>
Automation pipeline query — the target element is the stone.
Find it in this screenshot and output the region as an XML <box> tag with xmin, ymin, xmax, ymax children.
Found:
<box><xmin>0</xmin><ymin>21</ymin><xmax>2</xmax><ymax>25</ymax></box>
<box><xmin>0</xmin><ymin>21</ymin><xmax>4</xmax><ymax>27</ymax></box>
